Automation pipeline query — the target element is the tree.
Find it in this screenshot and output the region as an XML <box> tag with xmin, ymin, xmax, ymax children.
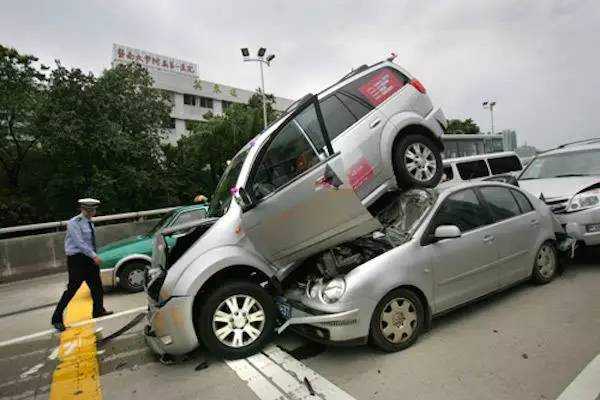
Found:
<box><xmin>0</xmin><ymin>44</ymin><xmax>48</xmax><ymax>190</ymax></box>
<box><xmin>35</xmin><ymin>62</ymin><xmax>172</xmax><ymax>218</ymax></box>
<box><xmin>446</xmin><ymin>118</ymin><xmax>481</xmax><ymax>135</ymax></box>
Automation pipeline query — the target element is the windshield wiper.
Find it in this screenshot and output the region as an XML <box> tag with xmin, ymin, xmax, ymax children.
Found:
<box><xmin>551</xmin><ymin>174</ymin><xmax>589</xmax><ymax>178</ymax></box>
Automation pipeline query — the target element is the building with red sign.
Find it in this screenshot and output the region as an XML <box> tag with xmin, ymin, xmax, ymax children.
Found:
<box><xmin>112</xmin><ymin>44</ymin><xmax>293</xmax><ymax>143</ymax></box>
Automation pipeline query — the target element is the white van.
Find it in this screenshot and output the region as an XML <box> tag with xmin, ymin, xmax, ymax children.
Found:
<box><xmin>441</xmin><ymin>152</ymin><xmax>522</xmax><ymax>186</ymax></box>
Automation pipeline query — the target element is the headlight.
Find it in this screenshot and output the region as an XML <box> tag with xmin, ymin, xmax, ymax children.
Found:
<box><xmin>567</xmin><ymin>189</ymin><xmax>600</xmax><ymax>212</ymax></box>
<box><xmin>321</xmin><ymin>278</ymin><xmax>346</xmax><ymax>303</ymax></box>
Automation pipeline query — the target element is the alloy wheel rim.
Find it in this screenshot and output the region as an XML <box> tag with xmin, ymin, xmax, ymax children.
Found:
<box><xmin>536</xmin><ymin>245</ymin><xmax>556</xmax><ymax>278</ymax></box>
<box><xmin>404</xmin><ymin>143</ymin><xmax>436</xmax><ymax>182</ymax></box>
<box><xmin>380</xmin><ymin>297</ymin><xmax>418</xmax><ymax>344</ymax></box>
<box><xmin>212</xmin><ymin>294</ymin><xmax>266</xmax><ymax>348</ymax></box>
<box><xmin>128</xmin><ymin>268</ymin><xmax>145</xmax><ymax>287</ymax></box>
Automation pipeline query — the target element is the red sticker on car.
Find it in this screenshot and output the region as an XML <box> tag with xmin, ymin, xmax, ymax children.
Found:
<box><xmin>358</xmin><ymin>69</ymin><xmax>404</xmax><ymax>106</ymax></box>
<box><xmin>348</xmin><ymin>157</ymin><xmax>375</xmax><ymax>190</ymax></box>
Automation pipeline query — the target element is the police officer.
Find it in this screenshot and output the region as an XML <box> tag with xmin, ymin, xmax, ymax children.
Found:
<box><xmin>51</xmin><ymin>198</ymin><xmax>113</xmax><ymax>331</ymax></box>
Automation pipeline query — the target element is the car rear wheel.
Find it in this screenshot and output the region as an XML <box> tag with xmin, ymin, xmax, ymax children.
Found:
<box><xmin>118</xmin><ymin>261</ymin><xmax>148</xmax><ymax>293</ymax></box>
<box><xmin>197</xmin><ymin>281</ymin><xmax>276</xmax><ymax>359</ymax></box>
<box><xmin>531</xmin><ymin>241</ymin><xmax>558</xmax><ymax>284</ymax></box>
<box><xmin>369</xmin><ymin>288</ymin><xmax>424</xmax><ymax>352</ymax></box>
<box><xmin>393</xmin><ymin>134</ymin><xmax>442</xmax><ymax>189</ymax></box>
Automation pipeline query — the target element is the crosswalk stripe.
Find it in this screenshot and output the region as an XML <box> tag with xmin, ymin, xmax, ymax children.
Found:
<box><xmin>226</xmin><ymin>344</ymin><xmax>356</xmax><ymax>400</ymax></box>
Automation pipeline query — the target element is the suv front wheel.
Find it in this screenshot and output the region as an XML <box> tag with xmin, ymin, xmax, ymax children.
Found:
<box><xmin>393</xmin><ymin>134</ymin><xmax>442</xmax><ymax>189</ymax></box>
<box><xmin>197</xmin><ymin>280</ymin><xmax>276</xmax><ymax>359</ymax></box>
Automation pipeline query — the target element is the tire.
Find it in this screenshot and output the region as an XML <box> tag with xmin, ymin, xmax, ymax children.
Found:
<box><xmin>369</xmin><ymin>288</ymin><xmax>425</xmax><ymax>352</ymax></box>
<box><xmin>118</xmin><ymin>261</ymin><xmax>148</xmax><ymax>293</ymax></box>
<box><xmin>393</xmin><ymin>134</ymin><xmax>443</xmax><ymax>189</ymax></box>
<box><xmin>197</xmin><ymin>280</ymin><xmax>276</xmax><ymax>359</ymax></box>
<box><xmin>531</xmin><ymin>241</ymin><xmax>558</xmax><ymax>284</ymax></box>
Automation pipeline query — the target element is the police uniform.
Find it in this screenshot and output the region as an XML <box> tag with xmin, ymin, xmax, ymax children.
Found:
<box><xmin>51</xmin><ymin>199</ymin><xmax>111</xmax><ymax>329</ymax></box>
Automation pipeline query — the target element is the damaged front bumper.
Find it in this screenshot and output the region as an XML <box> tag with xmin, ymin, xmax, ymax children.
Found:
<box><xmin>277</xmin><ymin>299</ymin><xmax>369</xmax><ymax>345</ymax></box>
<box><xmin>144</xmin><ymin>295</ymin><xmax>199</xmax><ymax>356</ymax></box>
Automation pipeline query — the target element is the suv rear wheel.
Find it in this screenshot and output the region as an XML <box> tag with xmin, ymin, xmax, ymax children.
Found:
<box><xmin>197</xmin><ymin>280</ymin><xmax>276</xmax><ymax>359</ymax></box>
<box><xmin>393</xmin><ymin>134</ymin><xmax>442</xmax><ymax>189</ymax></box>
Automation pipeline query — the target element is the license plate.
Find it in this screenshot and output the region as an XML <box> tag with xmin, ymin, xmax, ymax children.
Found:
<box><xmin>275</xmin><ymin>297</ymin><xmax>292</xmax><ymax>320</ymax></box>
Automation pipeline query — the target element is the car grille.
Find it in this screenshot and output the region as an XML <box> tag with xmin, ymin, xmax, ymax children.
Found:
<box><xmin>544</xmin><ymin>198</ymin><xmax>569</xmax><ymax>214</ymax></box>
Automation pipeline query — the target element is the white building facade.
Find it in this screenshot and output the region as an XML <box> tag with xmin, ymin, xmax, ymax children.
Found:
<box><xmin>112</xmin><ymin>44</ymin><xmax>293</xmax><ymax>143</ymax></box>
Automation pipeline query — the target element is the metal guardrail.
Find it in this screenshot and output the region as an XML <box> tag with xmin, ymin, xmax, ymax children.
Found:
<box><xmin>0</xmin><ymin>206</ymin><xmax>178</xmax><ymax>235</ymax></box>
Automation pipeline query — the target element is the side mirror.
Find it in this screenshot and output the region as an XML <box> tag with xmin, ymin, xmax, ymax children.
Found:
<box><xmin>433</xmin><ymin>225</ymin><xmax>462</xmax><ymax>240</ymax></box>
<box><xmin>233</xmin><ymin>187</ymin><xmax>254</xmax><ymax>212</ymax></box>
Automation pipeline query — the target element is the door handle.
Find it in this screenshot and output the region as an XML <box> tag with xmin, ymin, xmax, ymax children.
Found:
<box><xmin>530</xmin><ymin>219</ymin><xmax>540</xmax><ymax>227</ymax></box>
<box><xmin>483</xmin><ymin>235</ymin><xmax>495</xmax><ymax>244</ymax></box>
<box><xmin>369</xmin><ymin>119</ymin><xmax>382</xmax><ymax>129</ymax></box>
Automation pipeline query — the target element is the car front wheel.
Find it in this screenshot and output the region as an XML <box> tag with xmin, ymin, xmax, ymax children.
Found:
<box><xmin>369</xmin><ymin>288</ymin><xmax>424</xmax><ymax>352</ymax></box>
<box><xmin>393</xmin><ymin>134</ymin><xmax>443</xmax><ymax>189</ymax></box>
<box><xmin>197</xmin><ymin>281</ymin><xmax>276</xmax><ymax>359</ymax></box>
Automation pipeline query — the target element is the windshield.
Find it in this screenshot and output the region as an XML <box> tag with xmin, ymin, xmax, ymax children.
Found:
<box><xmin>376</xmin><ymin>189</ymin><xmax>438</xmax><ymax>245</ymax></box>
<box><xmin>207</xmin><ymin>148</ymin><xmax>250</xmax><ymax>218</ymax></box>
<box><xmin>147</xmin><ymin>210</ymin><xmax>175</xmax><ymax>236</ymax></box>
<box><xmin>520</xmin><ymin>149</ymin><xmax>600</xmax><ymax>180</ymax></box>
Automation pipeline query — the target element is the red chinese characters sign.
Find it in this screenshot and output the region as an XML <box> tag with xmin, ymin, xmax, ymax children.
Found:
<box><xmin>348</xmin><ymin>157</ymin><xmax>375</xmax><ymax>190</ymax></box>
<box><xmin>358</xmin><ymin>68</ymin><xmax>404</xmax><ymax>106</ymax></box>
<box><xmin>112</xmin><ymin>44</ymin><xmax>197</xmax><ymax>76</ymax></box>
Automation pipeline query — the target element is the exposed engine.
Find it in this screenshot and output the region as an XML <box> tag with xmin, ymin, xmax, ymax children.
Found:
<box><xmin>285</xmin><ymin>188</ymin><xmax>437</xmax><ymax>293</ymax></box>
<box><xmin>314</xmin><ymin>236</ymin><xmax>391</xmax><ymax>279</ymax></box>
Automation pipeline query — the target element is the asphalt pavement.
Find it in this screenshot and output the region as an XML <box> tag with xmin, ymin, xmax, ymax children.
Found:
<box><xmin>1</xmin><ymin>249</ymin><xmax>599</xmax><ymax>400</ymax></box>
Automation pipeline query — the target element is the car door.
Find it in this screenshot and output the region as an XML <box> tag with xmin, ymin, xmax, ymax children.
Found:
<box><xmin>241</xmin><ymin>97</ymin><xmax>381</xmax><ymax>268</ymax></box>
<box><xmin>425</xmin><ymin>188</ymin><xmax>500</xmax><ymax>312</ymax></box>
<box><xmin>478</xmin><ymin>186</ymin><xmax>538</xmax><ymax>287</ymax></box>
<box><xmin>320</xmin><ymin>90</ymin><xmax>387</xmax><ymax>200</ymax></box>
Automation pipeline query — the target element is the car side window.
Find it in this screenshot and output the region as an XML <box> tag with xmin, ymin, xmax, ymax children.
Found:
<box><xmin>488</xmin><ymin>156</ymin><xmax>522</xmax><ymax>175</ymax></box>
<box><xmin>511</xmin><ymin>189</ymin><xmax>534</xmax><ymax>213</ymax></box>
<box><xmin>336</xmin><ymin>92</ymin><xmax>372</xmax><ymax>121</ymax></box>
<box><xmin>338</xmin><ymin>67</ymin><xmax>409</xmax><ymax>107</ymax></box>
<box><xmin>456</xmin><ymin>160</ymin><xmax>490</xmax><ymax>180</ymax></box>
<box><xmin>294</xmin><ymin>105</ymin><xmax>327</xmax><ymax>153</ymax></box>
<box><xmin>432</xmin><ymin>189</ymin><xmax>490</xmax><ymax>232</ymax></box>
<box><xmin>479</xmin><ymin>187</ymin><xmax>521</xmax><ymax>221</ymax></box>
<box><xmin>251</xmin><ymin>108</ymin><xmax>322</xmax><ymax>200</ymax></box>
<box><xmin>319</xmin><ymin>95</ymin><xmax>357</xmax><ymax>141</ymax></box>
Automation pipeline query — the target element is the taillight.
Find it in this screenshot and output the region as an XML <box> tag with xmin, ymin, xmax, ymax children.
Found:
<box><xmin>410</xmin><ymin>79</ymin><xmax>427</xmax><ymax>94</ymax></box>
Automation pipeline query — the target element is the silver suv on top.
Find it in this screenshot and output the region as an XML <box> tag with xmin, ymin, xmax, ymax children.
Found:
<box><xmin>518</xmin><ymin>139</ymin><xmax>600</xmax><ymax>247</ymax></box>
<box><xmin>144</xmin><ymin>59</ymin><xmax>447</xmax><ymax>358</ymax></box>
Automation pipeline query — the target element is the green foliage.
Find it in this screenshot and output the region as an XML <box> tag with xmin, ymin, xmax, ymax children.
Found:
<box><xmin>446</xmin><ymin>118</ymin><xmax>480</xmax><ymax>135</ymax></box>
<box><xmin>0</xmin><ymin>43</ymin><xmax>281</xmax><ymax>226</ymax></box>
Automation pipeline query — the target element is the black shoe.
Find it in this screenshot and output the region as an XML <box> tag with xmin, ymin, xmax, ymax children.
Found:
<box><xmin>93</xmin><ymin>310</ymin><xmax>114</xmax><ymax>318</ymax></box>
<box><xmin>53</xmin><ymin>322</ymin><xmax>66</xmax><ymax>332</ymax></box>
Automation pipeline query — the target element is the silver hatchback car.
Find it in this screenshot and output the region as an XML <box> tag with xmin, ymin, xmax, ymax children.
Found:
<box><xmin>277</xmin><ymin>182</ymin><xmax>559</xmax><ymax>351</ymax></box>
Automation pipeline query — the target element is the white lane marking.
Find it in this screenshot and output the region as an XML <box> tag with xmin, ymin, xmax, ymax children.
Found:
<box><xmin>226</xmin><ymin>344</ymin><xmax>356</xmax><ymax>400</ymax></box>
<box><xmin>19</xmin><ymin>363</ymin><xmax>44</xmax><ymax>379</ymax></box>
<box><xmin>48</xmin><ymin>346</ymin><xmax>60</xmax><ymax>360</ymax></box>
<box><xmin>556</xmin><ymin>354</ymin><xmax>600</xmax><ymax>400</ymax></box>
<box><xmin>0</xmin><ymin>306</ymin><xmax>146</xmax><ymax>348</ymax></box>
<box><xmin>225</xmin><ymin>358</ymin><xmax>285</xmax><ymax>400</ymax></box>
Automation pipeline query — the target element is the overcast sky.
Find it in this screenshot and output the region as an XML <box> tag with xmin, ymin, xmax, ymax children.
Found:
<box><xmin>2</xmin><ymin>0</ymin><xmax>599</xmax><ymax>149</ymax></box>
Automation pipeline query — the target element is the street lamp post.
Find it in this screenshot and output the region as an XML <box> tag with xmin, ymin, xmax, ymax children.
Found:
<box><xmin>241</xmin><ymin>47</ymin><xmax>275</xmax><ymax>129</ymax></box>
<box><xmin>482</xmin><ymin>99</ymin><xmax>496</xmax><ymax>135</ymax></box>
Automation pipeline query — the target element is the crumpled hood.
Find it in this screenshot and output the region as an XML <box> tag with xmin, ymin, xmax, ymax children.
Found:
<box><xmin>518</xmin><ymin>176</ymin><xmax>600</xmax><ymax>201</ymax></box>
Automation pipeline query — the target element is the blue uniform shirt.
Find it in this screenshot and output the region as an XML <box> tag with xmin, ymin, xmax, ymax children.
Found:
<box><xmin>64</xmin><ymin>214</ymin><xmax>97</xmax><ymax>258</ymax></box>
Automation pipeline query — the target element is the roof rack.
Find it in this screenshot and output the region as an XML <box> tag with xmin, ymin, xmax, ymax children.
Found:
<box><xmin>557</xmin><ymin>137</ymin><xmax>600</xmax><ymax>149</ymax></box>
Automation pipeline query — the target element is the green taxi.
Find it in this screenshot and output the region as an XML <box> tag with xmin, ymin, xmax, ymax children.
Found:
<box><xmin>98</xmin><ymin>204</ymin><xmax>208</xmax><ymax>292</ymax></box>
